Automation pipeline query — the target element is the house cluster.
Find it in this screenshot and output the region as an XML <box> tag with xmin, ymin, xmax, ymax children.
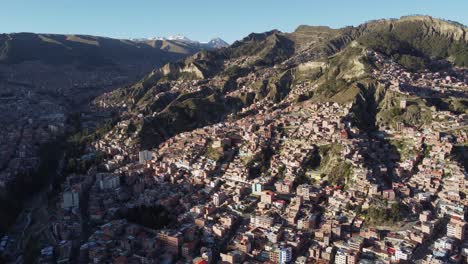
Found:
<box><xmin>33</xmin><ymin>50</ymin><xmax>467</xmax><ymax>264</ymax></box>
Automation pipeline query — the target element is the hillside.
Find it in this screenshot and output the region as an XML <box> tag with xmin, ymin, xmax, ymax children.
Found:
<box><xmin>96</xmin><ymin>16</ymin><xmax>467</xmax><ymax>150</ymax></box>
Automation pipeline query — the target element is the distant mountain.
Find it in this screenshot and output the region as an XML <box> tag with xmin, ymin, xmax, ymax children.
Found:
<box><xmin>0</xmin><ymin>33</ymin><xmax>200</xmax><ymax>67</ymax></box>
<box><xmin>0</xmin><ymin>33</ymin><xmax>214</xmax><ymax>106</ymax></box>
<box><xmin>133</xmin><ymin>35</ymin><xmax>229</xmax><ymax>50</ymax></box>
<box><xmin>206</xmin><ymin>37</ymin><xmax>229</xmax><ymax>49</ymax></box>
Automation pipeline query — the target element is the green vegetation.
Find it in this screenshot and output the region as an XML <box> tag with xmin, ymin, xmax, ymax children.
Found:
<box><xmin>203</xmin><ymin>142</ymin><xmax>224</xmax><ymax>161</ymax></box>
<box><xmin>328</xmin><ymin>162</ymin><xmax>353</xmax><ymax>186</ymax></box>
<box><xmin>314</xmin><ymin>144</ymin><xmax>353</xmax><ymax>186</ymax></box>
<box><xmin>319</xmin><ymin>144</ymin><xmax>343</xmax><ymax>168</ymax></box>
<box><xmin>159</xmin><ymin>71</ymin><xmax>200</xmax><ymax>82</ymax></box>
<box><xmin>450</xmin><ymin>145</ymin><xmax>468</xmax><ymax>172</ymax></box>
<box><xmin>364</xmin><ymin>202</ymin><xmax>403</xmax><ymax>226</ymax></box>
<box><xmin>449</xmin><ymin>99</ymin><xmax>468</xmax><ymax>114</ymax></box>
<box><xmin>389</xmin><ymin>139</ymin><xmax>417</xmax><ymax>161</ymax></box>
<box><xmin>63</xmin><ymin>115</ymin><xmax>117</xmax><ymax>174</ymax></box>
<box><xmin>223</xmin><ymin>65</ymin><xmax>250</xmax><ymax>78</ymax></box>
<box><xmin>266</xmin><ymin>70</ymin><xmax>294</xmax><ymax>102</ymax></box>
<box><xmin>124</xmin><ymin>205</ymin><xmax>173</xmax><ymax>230</ymax></box>
<box><xmin>245</xmin><ymin>146</ymin><xmax>275</xmax><ymax>178</ymax></box>
<box><xmin>309</xmin><ymin>46</ymin><xmax>374</xmax><ymax>106</ymax></box>
<box><xmin>378</xmin><ymin>99</ymin><xmax>433</xmax><ymax>128</ymax></box>
<box><xmin>403</xmin><ymin>104</ymin><xmax>432</xmax><ymax>125</ymax></box>
<box><xmin>316</xmin><ymin>78</ymin><xmax>351</xmax><ymax>98</ymax></box>
<box><xmin>450</xmin><ymin>42</ymin><xmax>468</xmax><ymax>67</ymax></box>
<box><xmin>398</xmin><ymin>55</ymin><xmax>427</xmax><ymax>71</ymax></box>
<box><xmin>293</xmin><ymin>65</ymin><xmax>324</xmax><ymax>85</ymax></box>
<box><xmin>228</xmin><ymin>31</ymin><xmax>295</xmax><ymax>66</ymax></box>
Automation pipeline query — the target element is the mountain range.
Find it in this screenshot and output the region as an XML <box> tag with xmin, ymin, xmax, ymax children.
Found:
<box><xmin>133</xmin><ymin>35</ymin><xmax>229</xmax><ymax>49</ymax></box>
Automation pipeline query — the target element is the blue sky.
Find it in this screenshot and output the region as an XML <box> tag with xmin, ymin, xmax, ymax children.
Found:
<box><xmin>1</xmin><ymin>1</ymin><xmax>467</xmax><ymax>43</ymax></box>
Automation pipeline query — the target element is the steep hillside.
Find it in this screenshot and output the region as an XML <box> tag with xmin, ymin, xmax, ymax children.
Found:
<box><xmin>357</xmin><ymin>16</ymin><xmax>468</xmax><ymax>69</ymax></box>
<box><xmin>96</xmin><ymin>16</ymin><xmax>468</xmax><ymax>150</ymax></box>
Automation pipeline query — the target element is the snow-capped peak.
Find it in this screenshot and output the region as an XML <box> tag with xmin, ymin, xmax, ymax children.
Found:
<box><xmin>207</xmin><ymin>38</ymin><xmax>229</xmax><ymax>48</ymax></box>
<box><xmin>132</xmin><ymin>35</ymin><xmax>229</xmax><ymax>49</ymax></box>
<box><xmin>166</xmin><ymin>35</ymin><xmax>194</xmax><ymax>43</ymax></box>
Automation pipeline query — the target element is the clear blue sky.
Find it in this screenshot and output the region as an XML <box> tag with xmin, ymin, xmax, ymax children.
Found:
<box><xmin>1</xmin><ymin>1</ymin><xmax>467</xmax><ymax>43</ymax></box>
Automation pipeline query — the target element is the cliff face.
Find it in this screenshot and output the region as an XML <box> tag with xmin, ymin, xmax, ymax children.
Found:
<box><xmin>394</xmin><ymin>16</ymin><xmax>467</xmax><ymax>42</ymax></box>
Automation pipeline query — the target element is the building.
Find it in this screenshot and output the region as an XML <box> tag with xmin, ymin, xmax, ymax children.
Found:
<box><xmin>278</xmin><ymin>245</ymin><xmax>292</xmax><ymax>264</ymax></box>
<box><xmin>335</xmin><ymin>248</ymin><xmax>358</xmax><ymax>264</ymax></box>
<box><xmin>252</xmin><ymin>182</ymin><xmax>263</xmax><ymax>195</ymax></box>
<box><xmin>138</xmin><ymin>150</ymin><xmax>153</xmax><ymax>164</ymax></box>
<box><xmin>62</xmin><ymin>190</ymin><xmax>79</xmax><ymax>210</ymax></box>
<box><xmin>220</xmin><ymin>250</ymin><xmax>244</xmax><ymax>264</ymax></box>
<box><xmin>213</xmin><ymin>192</ymin><xmax>227</xmax><ymax>206</ymax></box>
<box><xmin>236</xmin><ymin>235</ymin><xmax>252</xmax><ymax>253</ymax></box>
<box><xmin>158</xmin><ymin>231</ymin><xmax>182</xmax><ymax>255</ymax></box>
<box><xmin>421</xmin><ymin>221</ymin><xmax>434</xmax><ymax>235</ymax></box>
<box><xmin>395</xmin><ymin>247</ymin><xmax>412</xmax><ymax>262</ymax></box>
<box><xmin>250</xmin><ymin>214</ymin><xmax>274</xmax><ymax>229</ymax></box>
<box><xmin>275</xmin><ymin>180</ymin><xmax>292</xmax><ymax>194</ymax></box>
<box><xmin>261</xmin><ymin>190</ymin><xmax>275</xmax><ymax>204</ymax></box>
<box><xmin>348</xmin><ymin>236</ymin><xmax>364</xmax><ymax>252</ymax></box>
<box><xmin>400</xmin><ymin>99</ymin><xmax>407</xmax><ymax>109</ymax></box>
<box><xmin>447</xmin><ymin>217</ymin><xmax>466</xmax><ymax>240</ymax></box>
<box><xmin>98</xmin><ymin>174</ymin><xmax>120</xmax><ymax>190</ymax></box>
<box><xmin>420</xmin><ymin>211</ymin><xmax>432</xmax><ymax>222</ymax></box>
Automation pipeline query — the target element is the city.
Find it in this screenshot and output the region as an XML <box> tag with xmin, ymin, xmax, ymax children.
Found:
<box><xmin>0</xmin><ymin>3</ymin><xmax>467</xmax><ymax>264</ymax></box>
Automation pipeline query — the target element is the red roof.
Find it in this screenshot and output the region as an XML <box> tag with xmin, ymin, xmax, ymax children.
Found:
<box><xmin>194</xmin><ymin>259</ymin><xmax>208</xmax><ymax>264</ymax></box>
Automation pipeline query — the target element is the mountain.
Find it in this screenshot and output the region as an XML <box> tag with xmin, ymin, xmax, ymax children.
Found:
<box><xmin>206</xmin><ymin>37</ymin><xmax>230</xmax><ymax>49</ymax></box>
<box><xmin>95</xmin><ymin>15</ymin><xmax>468</xmax><ymax>150</ymax></box>
<box><xmin>0</xmin><ymin>33</ymin><xmax>196</xmax><ymax>67</ymax></box>
<box><xmin>134</xmin><ymin>35</ymin><xmax>229</xmax><ymax>50</ymax></box>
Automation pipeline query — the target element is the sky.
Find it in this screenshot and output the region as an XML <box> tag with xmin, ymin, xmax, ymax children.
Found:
<box><xmin>1</xmin><ymin>1</ymin><xmax>467</xmax><ymax>43</ymax></box>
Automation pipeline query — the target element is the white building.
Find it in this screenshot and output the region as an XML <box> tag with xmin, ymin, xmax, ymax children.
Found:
<box><xmin>138</xmin><ymin>150</ymin><xmax>153</xmax><ymax>164</ymax></box>
<box><xmin>334</xmin><ymin>248</ymin><xmax>348</xmax><ymax>264</ymax></box>
<box><xmin>434</xmin><ymin>237</ymin><xmax>454</xmax><ymax>251</ymax></box>
<box><xmin>278</xmin><ymin>245</ymin><xmax>292</xmax><ymax>264</ymax></box>
<box><xmin>395</xmin><ymin>247</ymin><xmax>412</xmax><ymax>261</ymax></box>
<box><xmin>99</xmin><ymin>175</ymin><xmax>120</xmax><ymax>190</ymax></box>
<box><xmin>213</xmin><ymin>192</ymin><xmax>227</xmax><ymax>206</ymax></box>
<box><xmin>62</xmin><ymin>190</ymin><xmax>79</xmax><ymax>210</ymax></box>
<box><xmin>252</xmin><ymin>182</ymin><xmax>263</xmax><ymax>195</ymax></box>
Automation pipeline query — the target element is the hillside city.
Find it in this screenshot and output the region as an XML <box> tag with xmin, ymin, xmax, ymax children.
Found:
<box><xmin>0</xmin><ymin>15</ymin><xmax>467</xmax><ymax>264</ymax></box>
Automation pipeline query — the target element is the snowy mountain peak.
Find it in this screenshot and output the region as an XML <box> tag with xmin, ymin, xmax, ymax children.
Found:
<box><xmin>132</xmin><ymin>35</ymin><xmax>229</xmax><ymax>49</ymax></box>
<box><xmin>166</xmin><ymin>35</ymin><xmax>195</xmax><ymax>43</ymax></box>
<box><xmin>207</xmin><ymin>38</ymin><xmax>229</xmax><ymax>48</ymax></box>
